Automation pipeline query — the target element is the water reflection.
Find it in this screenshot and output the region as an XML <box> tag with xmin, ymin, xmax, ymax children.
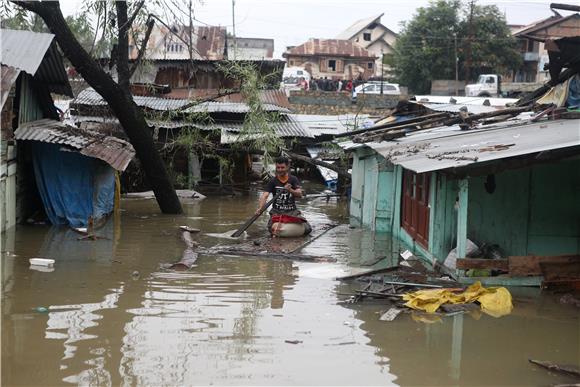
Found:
<box><xmin>2</xmin><ymin>192</ymin><xmax>577</xmax><ymax>386</ymax></box>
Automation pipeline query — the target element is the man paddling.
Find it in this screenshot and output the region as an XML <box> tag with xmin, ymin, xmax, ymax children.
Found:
<box><xmin>256</xmin><ymin>156</ymin><xmax>312</xmax><ymax>236</ymax></box>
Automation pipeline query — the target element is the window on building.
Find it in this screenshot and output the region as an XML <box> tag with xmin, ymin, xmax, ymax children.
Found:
<box><xmin>289</xmin><ymin>60</ymin><xmax>294</xmax><ymax>66</ymax></box>
<box><xmin>363</xmin><ymin>32</ymin><xmax>371</xmax><ymax>41</ymax></box>
<box><xmin>527</xmin><ymin>39</ymin><xmax>535</xmax><ymax>52</ymax></box>
<box><xmin>328</xmin><ymin>59</ymin><xmax>336</xmax><ymax>71</ymax></box>
<box><xmin>367</xmin><ymin>62</ymin><xmax>373</xmax><ymax>69</ymax></box>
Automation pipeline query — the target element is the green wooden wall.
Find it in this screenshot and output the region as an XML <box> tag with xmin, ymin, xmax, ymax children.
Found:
<box><xmin>468</xmin><ymin>157</ymin><xmax>580</xmax><ymax>256</ymax></box>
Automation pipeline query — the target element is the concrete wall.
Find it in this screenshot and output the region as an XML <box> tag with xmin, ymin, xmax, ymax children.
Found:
<box><xmin>289</xmin><ymin>90</ymin><xmax>400</xmax><ymax>115</ymax></box>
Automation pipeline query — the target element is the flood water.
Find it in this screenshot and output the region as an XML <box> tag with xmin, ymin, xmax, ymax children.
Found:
<box><xmin>1</xmin><ymin>188</ymin><xmax>579</xmax><ymax>386</ymax></box>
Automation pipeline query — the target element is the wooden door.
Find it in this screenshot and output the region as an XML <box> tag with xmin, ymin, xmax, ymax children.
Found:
<box><xmin>401</xmin><ymin>169</ymin><xmax>430</xmax><ymax>247</ymax></box>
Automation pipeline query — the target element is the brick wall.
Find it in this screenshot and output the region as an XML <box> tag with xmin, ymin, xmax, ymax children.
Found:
<box><xmin>289</xmin><ymin>90</ymin><xmax>402</xmax><ymax>115</ymax></box>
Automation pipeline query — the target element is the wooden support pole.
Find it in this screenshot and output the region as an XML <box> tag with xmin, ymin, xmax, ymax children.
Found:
<box><xmin>457</xmin><ymin>179</ymin><xmax>469</xmax><ymax>259</ymax></box>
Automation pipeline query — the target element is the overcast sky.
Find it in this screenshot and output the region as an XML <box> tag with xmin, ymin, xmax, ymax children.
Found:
<box><xmin>59</xmin><ymin>0</ymin><xmax>569</xmax><ymax>58</ymax></box>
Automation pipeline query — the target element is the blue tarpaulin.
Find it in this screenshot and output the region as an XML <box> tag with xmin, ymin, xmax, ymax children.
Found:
<box><xmin>32</xmin><ymin>142</ymin><xmax>115</xmax><ymax>228</ymax></box>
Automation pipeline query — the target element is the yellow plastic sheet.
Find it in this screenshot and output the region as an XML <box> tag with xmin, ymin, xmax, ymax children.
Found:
<box><xmin>402</xmin><ymin>281</ymin><xmax>513</xmax><ymax>317</ymax></box>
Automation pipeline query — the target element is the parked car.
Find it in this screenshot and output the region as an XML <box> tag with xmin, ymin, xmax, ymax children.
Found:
<box><xmin>353</xmin><ymin>82</ymin><xmax>400</xmax><ymax>98</ymax></box>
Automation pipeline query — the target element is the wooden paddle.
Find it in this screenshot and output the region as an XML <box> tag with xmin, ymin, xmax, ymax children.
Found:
<box><xmin>231</xmin><ymin>191</ymin><xmax>281</xmax><ymax>237</ymax></box>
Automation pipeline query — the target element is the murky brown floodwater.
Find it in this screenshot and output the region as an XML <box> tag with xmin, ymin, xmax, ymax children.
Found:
<box><xmin>2</xmin><ymin>187</ymin><xmax>579</xmax><ymax>386</ymax></box>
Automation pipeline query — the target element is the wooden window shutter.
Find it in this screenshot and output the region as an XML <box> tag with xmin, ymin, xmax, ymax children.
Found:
<box><xmin>319</xmin><ymin>58</ymin><xmax>328</xmax><ymax>72</ymax></box>
<box><xmin>336</xmin><ymin>59</ymin><xmax>344</xmax><ymax>73</ymax></box>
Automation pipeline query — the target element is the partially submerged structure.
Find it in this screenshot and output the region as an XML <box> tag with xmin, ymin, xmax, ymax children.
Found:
<box><xmin>1</xmin><ymin>29</ymin><xmax>134</xmax><ymax>230</ymax></box>
<box><xmin>339</xmin><ymin>44</ymin><xmax>580</xmax><ymax>286</ymax></box>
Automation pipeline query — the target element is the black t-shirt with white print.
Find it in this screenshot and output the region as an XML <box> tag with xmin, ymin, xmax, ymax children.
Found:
<box><xmin>265</xmin><ymin>175</ymin><xmax>300</xmax><ymax>212</ymax></box>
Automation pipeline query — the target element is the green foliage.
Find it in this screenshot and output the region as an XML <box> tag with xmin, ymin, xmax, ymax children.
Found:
<box><xmin>219</xmin><ymin>61</ymin><xmax>285</xmax><ymax>166</ymax></box>
<box><xmin>390</xmin><ymin>0</ymin><xmax>522</xmax><ymax>94</ymax></box>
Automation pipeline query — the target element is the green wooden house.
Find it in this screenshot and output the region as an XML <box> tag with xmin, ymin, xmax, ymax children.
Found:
<box><xmin>341</xmin><ymin>116</ymin><xmax>580</xmax><ymax>285</ymax></box>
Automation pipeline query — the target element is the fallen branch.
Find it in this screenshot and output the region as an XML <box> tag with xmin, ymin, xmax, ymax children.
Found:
<box><xmin>529</xmin><ymin>359</ymin><xmax>580</xmax><ymax>378</ymax></box>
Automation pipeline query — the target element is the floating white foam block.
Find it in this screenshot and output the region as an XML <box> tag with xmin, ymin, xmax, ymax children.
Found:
<box><xmin>29</xmin><ymin>258</ymin><xmax>55</xmax><ymax>267</ymax></box>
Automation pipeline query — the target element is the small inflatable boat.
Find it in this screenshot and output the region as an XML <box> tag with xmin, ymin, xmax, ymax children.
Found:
<box><xmin>270</xmin><ymin>214</ymin><xmax>311</xmax><ymax>237</ymax></box>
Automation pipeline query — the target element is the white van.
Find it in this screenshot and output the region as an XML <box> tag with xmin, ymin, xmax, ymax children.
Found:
<box><xmin>281</xmin><ymin>66</ymin><xmax>311</xmax><ymax>91</ymax></box>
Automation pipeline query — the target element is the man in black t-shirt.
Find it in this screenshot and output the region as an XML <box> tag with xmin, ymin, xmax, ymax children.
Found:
<box><xmin>256</xmin><ymin>156</ymin><xmax>311</xmax><ymax>235</ymax></box>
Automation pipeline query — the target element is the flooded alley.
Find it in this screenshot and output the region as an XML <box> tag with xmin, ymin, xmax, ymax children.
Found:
<box><xmin>1</xmin><ymin>192</ymin><xmax>578</xmax><ymax>386</ymax></box>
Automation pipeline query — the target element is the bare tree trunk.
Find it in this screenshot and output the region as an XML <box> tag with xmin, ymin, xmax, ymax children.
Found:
<box><xmin>13</xmin><ymin>0</ymin><xmax>183</xmax><ymax>214</ymax></box>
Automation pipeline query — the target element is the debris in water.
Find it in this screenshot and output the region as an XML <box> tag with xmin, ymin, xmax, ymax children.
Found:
<box><xmin>180</xmin><ymin>226</ymin><xmax>200</xmax><ymax>233</ymax></box>
<box><xmin>34</xmin><ymin>307</ymin><xmax>49</xmax><ymax>313</ymax></box>
<box><xmin>29</xmin><ymin>258</ymin><xmax>54</xmax><ymax>267</ymax></box>
<box><xmin>379</xmin><ymin>307</ymin><xmax>403</xmax><ymax>321</ymax></box>
<box><xmin>284</xmin><ymin>340</ymin><xmax>302</xmax><ymax>344</ymax></box>
<box><xmin>528</xmin><ymin>359</ymin><xmax>580</xmax><ymax>378</ymax></box>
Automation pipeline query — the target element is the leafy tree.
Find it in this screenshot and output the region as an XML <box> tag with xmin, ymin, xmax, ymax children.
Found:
<box><xmin>388</xmin><ymin>0</ymin><xmax>522</xmax><ymax>94</ymax></box>
<box><xmin>6</xmin><ymin>0</ymin><xmax>183</xmax><ymax>214</ymax></box>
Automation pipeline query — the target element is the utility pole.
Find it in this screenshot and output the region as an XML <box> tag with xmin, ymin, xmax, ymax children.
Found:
<box><xmin>231</xmin><ymin>0</ymin><xmax>237</xmax><ymax>59</ymax></box>
<box><xmin>380</xmin><ymin>49</ymin><xmax>384</xmax><ymax>95</ymax></box>
<box><xmin>464</xmin><ymin>0</ymin><xmax>475</xmax><ymax>84</ymax></box>
<box><xmin>454</xmin><ymin>33</ymin><xmax>459</xmax><ymax>96</ymax></box>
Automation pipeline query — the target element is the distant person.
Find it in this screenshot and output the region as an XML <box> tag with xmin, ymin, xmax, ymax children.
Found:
<box><xmin>346</xmin><ymin>79</ymin><xmax>353</xmax><ymax>92</ymax></box>
<box><xmin>310</xmin><ymin>77</ymin><xmax>318</xmax><ymax>91</ymax></box>
<box><xmin>337</xmin><ymin>80</ymin><xmax>343</xmax><ymax>92</ymax></box>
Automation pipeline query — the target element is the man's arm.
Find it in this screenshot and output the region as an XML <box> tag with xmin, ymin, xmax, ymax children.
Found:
<box><xmin>256</xmin><ymin>191</ymin><xmax>270</xmax><ymax>215</ymax></box>
<box><xmin>284</xmin><ymin>182</ymin><xmax>303</xmax><ymax>198</ymax></box>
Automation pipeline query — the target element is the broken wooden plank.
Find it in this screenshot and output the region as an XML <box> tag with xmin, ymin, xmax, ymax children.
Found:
<box><xmin>456</xmin><ymin>258</ymin><xmax>508</xmax><ymax>271</ymax></box>
<box><xmin>203</xmin><ymin>249</ymin><xmax>336</xmax><ymax>263</ymax></box>
<box><xmin>509</xmin><ymin>255</ymin><xmax>580</xmax><ymax>276</ymax></box>
<box><xmin>379</xmin><ymin>307</ymin><xmax>403</xmax><ymax>321</ymax></box>
<box><xmin>540</xmin><ymin>261</ymin><xmax>580</xmax><ymax>281</ymax></box>
<box><xmin>529</xmin><ymin>359</ymin><xmax>580</xmax><ymax>378</ymax></box>
<box><xmin>382</xmin><ymin>280</ymin><xmax>443</xmax><ymax>288</ymax></box>
<box><xmin>336</xmin><ymin>266</ymin><xmax>399</xmax><ymax>281</ymax></box>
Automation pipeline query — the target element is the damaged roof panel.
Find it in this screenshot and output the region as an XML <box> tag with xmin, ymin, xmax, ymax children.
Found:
<box><xmin>14</xmin><ymin>119</ymin><xmax>135</xmax><ymax>171</ymax></box>
<box><xmin>364</xmin><ymin>118</ymin><xmax>580</xmax><ymax>173</ymax></box>
<box><xmin>72</xmin><ymin>88</ymin><xmax>290</xmax><ymax>113</ymax></box>
<box><xmin>209</xmin><ymin>115</ymin><xmax>314</xmax><ymax>141</ymax></box>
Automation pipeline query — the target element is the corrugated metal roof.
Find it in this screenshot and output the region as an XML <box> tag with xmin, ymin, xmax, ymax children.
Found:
<box><xmin>0</xmin><ymin>29</ymin><xmax>53</xmax><ymax>74</ymax></box>
<box><xmin>187</xmin><ymin>101</ymin><xmax>290</xmax><ymax>114</ymax></box>
<box><xmin>1</xmin><ymin>64</ymin><xmax>20</xmax><ymax>109</ymax></box>
<box><xmin>69</xmin><ymin>115</ymin><xmax>192</xmax><ymax>129</ymax></box>
<box><xmin>205</xmin><ymin>115</ymin><xmax>313</xmax><ymax>140</ymax></box>
<box><xmin>216</xmin><ymin>90</ymin><xmax>291</xmax><ymax>109</ymax></box>
<box><xmin>290</xmin><ymin>114</ymin><xmax>373</xmax><ymax>137</ymax></box>
<box><xmin>362</xmin><ymin>118</ymin><xmax>580</xmax><ymax>173</ymax></box>
<box><xmin>14</xmin><ymin>119</ymin><xmax>135</xmax><ymax>171</ymax></box>
<box><xmin>0</xmin><ymin>29</ymin><xmax>73</xmax><ymax>97</ymax></box>
<box><xmin>72</xmin><ymin>88</ymin><xmax>290</xmax><ymax>113</ymax></box>
<box><xmin>284</xmin><ymin>39</ymin><xmax>376</xmax><ymax>58</ymax></box>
